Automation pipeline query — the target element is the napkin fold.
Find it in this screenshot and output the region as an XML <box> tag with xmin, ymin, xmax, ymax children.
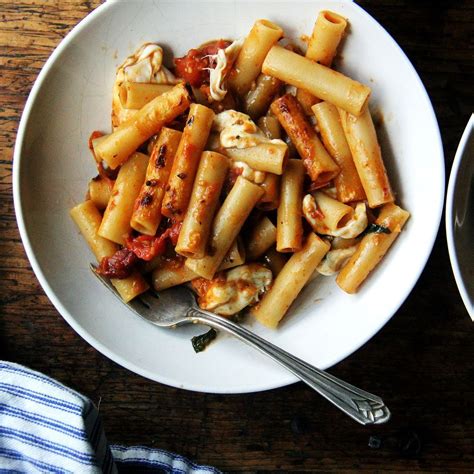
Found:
<box><xmin>0</xmin><ymin>362</ymin><xmax>220</xmax><ymax>473</ymax></box>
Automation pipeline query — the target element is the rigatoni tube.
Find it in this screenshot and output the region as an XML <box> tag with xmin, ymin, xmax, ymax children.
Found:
<box><xmin>161</xmin><ymin>103</ymin><xmax>215</xmax><ymax>219</ymax></box>
<box><xmin>70</xmin><ymin>200</ymin><xmax>149</xmax><ymax>302</ymax></box>
<box><xmin>336</xmin><ymin>203</ymin><xmax>410</xmax><ymax>293</ymax></box>
<box><xmin>175</xmin><ymin>151</ymin><xmax>229</xmax><ymax>258</ymax></box>
<box><xmin>252</xmin><ymin>233</ymin><xmax>330</xmax><ymax>328</ymax></box>
<box><xmin>95</xmin><ymin>83</ymin><xmax>190</xmax><ymax>169</ymax></box>
<box><xmin>312</xmin><ymin>101</ymin><xmax>365</xmax><ymax>203</ymax></box>
<box><xmin>277</xmin><ymin>159</ymin><xmax>305</xmax><ymax>253</ymax></box>
<box><xmin>229</xmin><ymin>19</ymin><xmax>283</xmax><ymax>97</ymax></box>
<box><xmin>185</xmin><ymin>176</ymin><xmax>264</xmax><ymax>279</ymax></box>
<box><xmin>272</xmin><ymin>94</ymin><xmax>339</xmax><ymax>188</ymax></box>
<box><xmin>99</xmin><ymin>152</ymin><xmax>149</xmax><ymax>245</ymax></box>
<box><xmin>263</xmin><ymin>45</ymin><xmax>370</xmax><ymax>116</ymax></box>
<box><xmin>130</xmin><ymin>128</ymin><xmax>182</xmax><ymax>235</ymax></box>
<box><xmin>339</xmin><ymin>107</ymin><xmax>394</xmax><ymax>208</ymax></box>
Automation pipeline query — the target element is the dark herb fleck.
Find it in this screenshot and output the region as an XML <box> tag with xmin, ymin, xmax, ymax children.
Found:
<box><xmin>146</xmin><ymin>179</ymin><xmax>158</xmax><ymax>187</ymax></box>
<box><xmin>191</xmin><ymin>328</ymin><xmax>217</xmax><ymax>353</ymax></box>
<box><xmin>361</xmin><ymin>223</ymin><xmax>391</xmax><ymax>236</ymax></box>
<box><xmin>155</xmin><ymin>144</ymin><xmax>167</xmax><ymax>168</ymax></box>
<box><xmin>187</xmin><ymin>115</ymin><xmax>194</xmax><ymax>127</ymax></box>
<box><xmin>177</xmin><ymin>172</ymin><xmax>187</xmax><ymax>180</ymax></box>
<box><xmin>140</xmin><ymin>193</ymin><xmax>153</xmax><ymax>206</ymax></box>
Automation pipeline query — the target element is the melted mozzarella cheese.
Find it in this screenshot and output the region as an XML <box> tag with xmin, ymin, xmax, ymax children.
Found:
<box><xmin>317</xmin><ymin>245</ymin><xmax>358</xmax><ymax>276</ymax></box>
<box><xmin>214</xmin><ymin>110</ymin><xmax>286</xmax><ymax>149</ymax></box>
<box><xmin>232</xmin><ymin>161</ymin><xmax>266</xmax><ymax>184</ymax></box>
<box><xmin>208</xmin><ymin>39</ymin><xmax>244</xmax><ymax>102</ymax></box>
<box><xmin>197</xmin><ymin>264</ymin><xmax>272</xmax><ymax>316</ymax></box>
<box><xmin>120</xmin><ymin>43</ymin><xmax>178</xmax><ymax>84</ymax></box>
<box><xmin>302</xmin><ymin>195</ymin><xmax>368</xmax><ymax>239</ymax></box>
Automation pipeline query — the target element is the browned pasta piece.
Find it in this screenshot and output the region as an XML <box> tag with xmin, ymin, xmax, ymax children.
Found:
<box><xmin>271</xmin><ymin>94</ymin><xmax>339</xmax><ymax>187</ymax></box>
<box><xmin>336</xmin><ymin>203</ymin><xmax>410</xmax><ymax>293</ymax></box>
<box><xmin>161</xmin><ymin>103</ymin><xmax>215</xmax><ymax>219</ymax></box>
<box><xmin>130</xmin><ymin>128</ymin><xmax>182</xmax><ymax>235</ymax></box>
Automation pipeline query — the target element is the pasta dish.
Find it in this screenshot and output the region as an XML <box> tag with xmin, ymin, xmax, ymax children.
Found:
<box><xmin>70</xmin><ymin>10</ymin><xmax>410</xmax><ymax>334</ymax></box>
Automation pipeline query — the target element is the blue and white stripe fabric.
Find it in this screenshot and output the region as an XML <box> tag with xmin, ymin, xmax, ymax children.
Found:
<box><xmin>0</xmin><ymin>362</ymin><xmax>220</xmax><ymax>473</ymax></box>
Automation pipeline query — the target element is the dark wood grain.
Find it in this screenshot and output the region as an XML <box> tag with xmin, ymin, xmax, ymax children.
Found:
<box><xmin>1</xmin><ymin>1</ymin><xmax>473</xmax><ymax>471</ymax></box>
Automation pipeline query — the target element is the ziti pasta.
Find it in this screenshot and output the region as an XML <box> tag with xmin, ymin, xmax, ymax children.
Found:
<box><xmin>71</xmin><ymin>11</ymin><xmax>409</xmax><ymax>334</ymax></box>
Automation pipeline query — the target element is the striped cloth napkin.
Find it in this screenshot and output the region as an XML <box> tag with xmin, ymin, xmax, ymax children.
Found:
<box><xmin>0</xmin><ymin>362</ymin><xmax>221</xmax><ymax>473</ymax></box>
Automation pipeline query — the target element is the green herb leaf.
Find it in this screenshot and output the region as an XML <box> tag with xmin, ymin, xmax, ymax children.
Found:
<box><xmin>362</xmin><ymin>223</ymin><xmax>391</xmax><ymax>236</ymax></box>
<box><xmin>191</xmin><ymin>328</ymin><xmax>217</xmax><ymax>353</ymax></box>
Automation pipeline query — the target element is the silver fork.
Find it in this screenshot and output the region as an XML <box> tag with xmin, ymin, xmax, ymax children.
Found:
<box><xmin>91</xmin><ymin>264</ymin><xmax>390</xmax><ymax>425</ymax></box>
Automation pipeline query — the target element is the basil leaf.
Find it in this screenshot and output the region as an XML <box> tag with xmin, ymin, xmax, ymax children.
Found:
<box><xmin>362</xmin><ymin>223</ymin><xmax>391</xmax><ymax>236</ymax></box>
<box><xmin>191</xmin><ymin>328</ymin><xmax>217</xmax><ymax>353</ymax></box>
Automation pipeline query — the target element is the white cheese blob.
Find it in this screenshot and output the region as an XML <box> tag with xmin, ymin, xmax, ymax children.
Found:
<box><xmin>214</xmin><ymin>110</ymin><xmax>286</xmax><ymax>149</ymax></box>
<box><xmin>302</xmin><ymin>194</ymin><xmax>368</xmax><ymax>239</ymax></box>
<box><xmin>208</xmin><ymin>39</ymin><xmax>244</xmax><ymax>102</ymax></box>
<box><xmin>317</xmin><ymin>245</ymin><xmax>358</xmax><ymax>276</ymax></box>
<box><xmin>197</xmin><ymin>264</ymin><xmax>272</xmax><ymax>316</ymax></box>
<box><xmin>120</xmin><ymin>43</ymin><xmax>178</xmax><ymax>84</ymax></box>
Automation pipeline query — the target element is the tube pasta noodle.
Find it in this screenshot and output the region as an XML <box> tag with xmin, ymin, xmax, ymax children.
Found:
<box><xmin>257</xmin><ymin>173</ymin><xmax>280</xmax><ymax>210</ymax></box>
<box><xmin>257</xmin><ymin>115</ymin><xmax>281</xmax><ymax>140</ymax></box>
<box><xmin>244</xmin><ymin>74</ymin><xmax>281</xmax><ymax>119</ymax></box>
<box><xmin>262</xmin><ymin>247</ymin><xmax>287</xmax><ymax>277</ymax></box>
<box><xmin>339</xmin><ymin>107</ymin><xmax>394</xmax><ymax>208</ymax></box>
<box><xmin>99</xmin><ymin>152</ymin><xmax>149</xmax><ymax>245</ymax></box>
<box><xmin>312</xmin><ymin>101</ymin><xmax>366</xmax><ymax>202</ymax></box>
<box><xmin>130</xmin><ymin>128</ymin><xmax>182</xmax><ymax>235</ymax></box>
<box><xmin>218</xmin><ymin>238</ymin><xmax>246</xmax><ymax>270</ymax></box>
<box><xmin>229</xmin><ymin>19</ymin><xmax>283</xmax><ymax>97</ymax></box>
<box><xmin>185</xmin><ymin>176</ymin><xmax>264</xmax><ymax>279</ymax></box>
<box><xmin>263</xmin><ymin>45</ymin><xmax>371</xmax><ymax>116</ymax></box>
<box><xmin>72</xmin><ymin>11</ymin><xmax>410</xmax><ymax>327</ymax></box>
<box><xmin>307</xmin><ymin>10</ymin><xmax>347</xmax><ymax>67</ymax></box>
<box><xmin>310</xmin><ymin>191</ymin><xmax>354</xmax><ymax>232</ymax></box>
<box><xmin>277</xmin><ymin>159</ymin><xmax>305</xmax><ymax>252</ymax></box>
<box><xmin>224</xmin><ymin>142</ymin><xmax>287</xmax><ymax>175</ymax></box>
<box><xmin>336</xmin><ymin>204</ymin><xmax>410</xmax><ymax>293</ymax></box>
<box><xmin>152</xmin><ymin>239</ymin><xmax>244</xmax><ymax>292</ymax></box>
<box><xmin>119</xmin><ymin>82</ymin><xmax>174</xmax><ymax>109</ymax></box>
<box><xmin>175</xmin><ymin>151</ymin><xmax>229</xmax><ymax>258</ymax></box>
<box><xmin>70</xmin><ymin>201</ymin><xmax>148</xmax><ymax>302</ymax></box>
<box><xmin>161</xmin><ymin>103</ymin><xmax>215</xmax><ymax>219</ymax></box>
<box><xmin>252</xmin><ymin>233</ymin><xmax>330</xmax><ymax>328</ymax></box>
<box><xmin>95</xmin><ymin>83</ymin><xmax>191</xmax><ymax>169</ymax></box>
<box><xmin>296</xmin><ymin>11</ymin><xmax>347</xmax><ymax>113</ymax></box>
<box><xmin>271</xmin><ymin>94</ymin><xmax>339</xmax><ymax>187</ymax></box>
<box><xmin>246</xmin><ymin>216</ymin><xmax>277</xmax><ymax>260</ymax></box>
<box><xmin>88</xmin><ymin>176</ymin><xmax>114</xmax><ymax>210</ymax></box>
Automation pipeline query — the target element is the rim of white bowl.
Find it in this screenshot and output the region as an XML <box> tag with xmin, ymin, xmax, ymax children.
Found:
<box><xmin>13</xmin><ymin>1</ymin><xmax>445</xmax><ymax>393</ymax></box>
<box><xmin>445</xmin><ymin>114</ymin><xmax>474</xmax><ymax>320</ymax></box>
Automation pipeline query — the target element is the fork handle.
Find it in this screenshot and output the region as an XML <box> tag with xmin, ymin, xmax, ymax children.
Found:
<box><xmin>188</xmin><ymin>308</ymin><xmax>390</xmax><ymax>425</ymax></box>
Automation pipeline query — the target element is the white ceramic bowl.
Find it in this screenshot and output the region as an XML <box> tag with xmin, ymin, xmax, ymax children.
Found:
<box><xmin>446</xmin><ymin>114</ymin><xmax>474</xmax><ymax>320</ymax></box>
<box><xmin>13</xmin><ymin>0</ymin><xmax>444</xmax><ymax>393</ymax></box>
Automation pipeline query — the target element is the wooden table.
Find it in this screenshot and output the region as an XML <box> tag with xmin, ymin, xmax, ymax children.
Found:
<box><xmin>1</xmin><ymin>1</ymin><xmax>473</xmax><ymax>471</ymax></box>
